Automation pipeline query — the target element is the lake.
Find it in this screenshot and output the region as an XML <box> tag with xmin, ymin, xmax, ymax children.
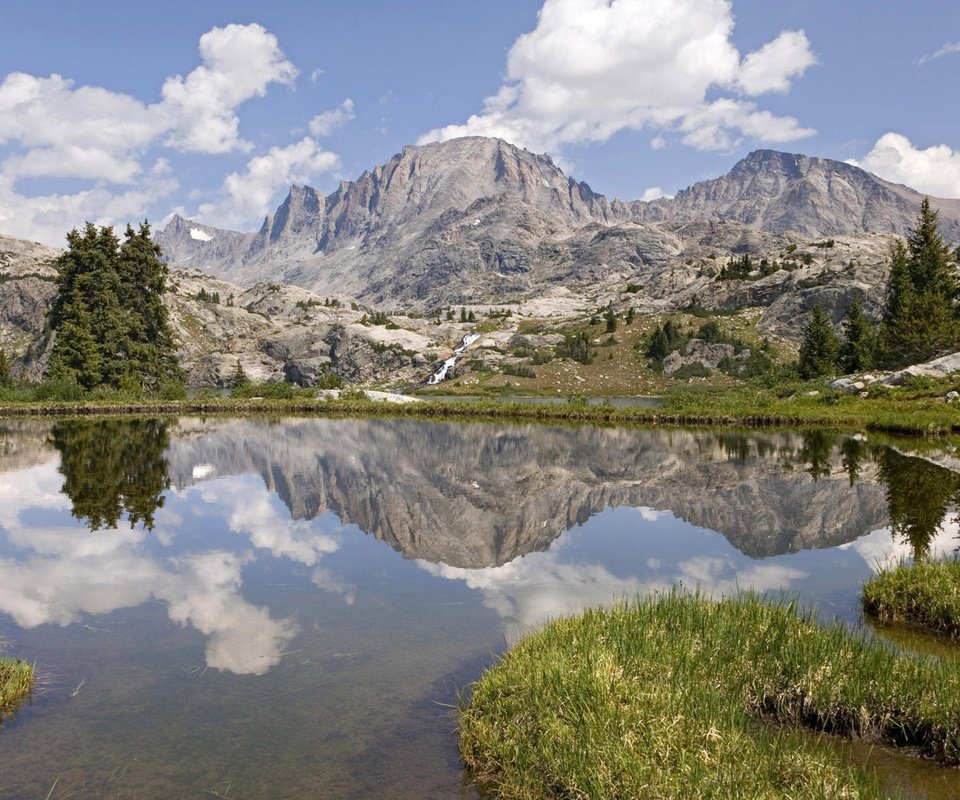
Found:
<box><xmin>0</xmin><ymin>417</ymin><xmax>957</xmax><ymax>798</ymax></box>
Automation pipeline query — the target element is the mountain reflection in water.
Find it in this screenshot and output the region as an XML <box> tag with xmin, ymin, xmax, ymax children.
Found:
<box><xmin>0</xmin><ymin>417</ymin><xmax>957</xmax><ymax>798</ymax></box>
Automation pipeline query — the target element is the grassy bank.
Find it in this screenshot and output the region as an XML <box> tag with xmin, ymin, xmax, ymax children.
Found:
<box><xmin>864</xmin><ymin>559</ymin><xmax>960</xmax><ymax>639</ymax></box>
<box><xmin>0</xmin><ymin>653</ymin><xmax>33</xmax><ymax>721</ymax></box>
<box><xmin>0</xmin><ymin>387</ymin><xmax>957</xmax><ymax>435</ymax></box>
<box><xmin>460</xmin><ymin>593</ymin><xmax>960</xmax><ymax>799</ymax></box>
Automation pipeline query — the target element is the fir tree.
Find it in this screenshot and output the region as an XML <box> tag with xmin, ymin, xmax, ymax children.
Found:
<box><xmin>231</xmin><ymin>360</ymin><xmax>250</xmax><ymax>391</ymax></box>
<box><xmin>880</xmin><ymin>200</ymin><xmax>960</xmax><ymax>367</ymax></box>
<box><xmin>839</xmin><ymin>295</ymin><xmax>874</xmax><ymax>373</ymax></box>
<box><xmin>0</xmin><ymin>348</ymin><xmax>9</xmax><ymax>387</ymax></box>
<box><xmin>798</xmin><ymin>303</ymin><xmax>840</xmax><ymax>379</ymax></box>
<box><xmin>47</xmin><ymin>222</ymin><xmax>182</xmax><ymax>391</ymax></box>
<box><xmin>604</xmin><ymin>306</ymin><xmax>618</xmax><ymax>333</ymax></box>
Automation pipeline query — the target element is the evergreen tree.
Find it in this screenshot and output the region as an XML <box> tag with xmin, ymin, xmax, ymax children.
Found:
<box><xmin>0</xmin><ymin>348</ymin><xmax>9</xmax><ymax>387</ymax></box>
<box><xmin>880</xmin><ymin>200</ymin><xmax>960</xmax><ymax>367</ymax></box>
<box><xmin>839</xmin><ymin>295</ymin><xmax>874</xmax><ymax>373</ymax></box>
<box><xmin>604</xmin><ymin>306</ymin><xmax>618</xmax><ymax>333</ymax></box>
<box><xmin>231</xmin><ymin>360</ymin><xmax>250</xmax><ymax>392</ymax></box>
<box><xmin>47</xmin><ymin>222</ymin><xmax>182</xmax><ymax>391</ymax></box>
<box><xmin>797</xmin><ymin>303</ymin><xmax>840</xmax><ymax>379</ymax></box>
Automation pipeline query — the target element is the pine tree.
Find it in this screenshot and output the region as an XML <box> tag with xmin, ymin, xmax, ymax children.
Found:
<box><xmin>0</xmin><ymin>347</ymin><xmax>10</xmax><ymax>387</ymax></box>
<box><xmin>231</xmin><ymin>360</ymin><xmax>249</xmax><ymax>392</ymax></box>
<box><xmin>604</xmin><ymin>306</ymin><xmax>618</xmax><ymax>333</ymax></box>
<box><xmin>798</xmin><ymin>303</ymin><xmax>840</xmax><ymax>379</ymax></box>
<box><xmin>880</xmin><ymin>200</ymin><xmax>960</xmax><ymax>367</ymax></box>
<box><xmin>47</xmin><ymin>222</ymin><xmax>182</xmax><ymax>392</ymax></box>
<box><xmin>839</xmin><ymin>295</ymin><xmax>874</xmax><ymax>373</ymax></box>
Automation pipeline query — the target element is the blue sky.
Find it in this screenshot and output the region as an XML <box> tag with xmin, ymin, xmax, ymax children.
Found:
<box><xmin>1</xmin><ymin>0</ymin><xmax>958</xmax><ymax>246</ymax></box>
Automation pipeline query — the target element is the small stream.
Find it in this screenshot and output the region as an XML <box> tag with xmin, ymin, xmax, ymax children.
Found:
<box><xmin>427</xmin><ymin>333</ymin><xmax>480</xmax><ymax>384</ymax></box>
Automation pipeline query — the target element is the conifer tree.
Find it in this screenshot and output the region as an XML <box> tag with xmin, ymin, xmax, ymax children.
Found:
<box><xmin>48</xmin><ymin>221</ymin><xmax>182</xmax><ymax>391</ymax></box>
<box><xmin>839</xmin><ymin>295</ymin><xmax>874</xmax><ymax>373</ymax></box>
<box><xmin>798</xmin><ymin>303</ymin><xmax>840</xmax><ymax>379</ymax></box>
<box><xmin>880</xmin><ymin>200</ymin><xmax>960</xmax><ymax>367</ymax></box>
<box><xmin>0</xmin><ymin>347</ymin><xmax>9</xmax><ymax>387</ymax></box>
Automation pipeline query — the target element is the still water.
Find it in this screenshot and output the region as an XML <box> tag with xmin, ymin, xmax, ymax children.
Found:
<box><xmin>0</xmin><ymin>417</ymin><xmax>957</xmax><ymax>798</ymax></box>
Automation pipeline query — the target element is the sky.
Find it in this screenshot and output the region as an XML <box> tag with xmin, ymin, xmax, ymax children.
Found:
<box><xmin>1</xmin><ymin>0</ymin><xmax>959</xmax><ymax>247</ymax></box>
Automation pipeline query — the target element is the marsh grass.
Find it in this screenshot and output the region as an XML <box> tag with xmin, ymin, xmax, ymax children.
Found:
<box><xmin>0</xmin><ymin>652</ymin><xmax>33</xmax><ymax>722</ymax></box>
<box><xmin>0</xmin><ymin>381</ymin><xmax>958</xmax><ymax>435</ymax></box>
<box><xmin>460</xmin><ymin>592</ymin><xmax>960</xmax><ymax>799</ymax></box>
<box><xmin>863</xmin><ymin>559</ymin><xmax>960</xmax><ymax>640</ymax></box>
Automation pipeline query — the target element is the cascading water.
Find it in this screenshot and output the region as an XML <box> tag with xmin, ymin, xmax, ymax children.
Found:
<box><xmin>427</xmin><ymin>333</ymin><xmax>480</xmax><ymax>384</ymax></box>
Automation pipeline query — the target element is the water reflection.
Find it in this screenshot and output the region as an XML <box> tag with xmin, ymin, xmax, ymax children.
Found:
<box><xmin>877</xmin><ymin>447</ymin><xmax>960</xmax><ymax>561</ymax></box>
<box><xmin>51</xmin><ymin>419</ymin><xmax>171</xmax><ymax>531</ymax></box>
<box><xmin>0</xmin><ymin>419</ymin><xmax>959</xmax><ymax>798</ymax></box>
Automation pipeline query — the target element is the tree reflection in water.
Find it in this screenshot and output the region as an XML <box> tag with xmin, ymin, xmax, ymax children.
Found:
<box><xmin>51</xmin><ymin>418</ymin><xmax>171</xmax><ymax>531</ymax></box>
<box><xmin>875</xmin><ymin>447</ymin><xmax>960</xmax><ymax>561</ymax></box>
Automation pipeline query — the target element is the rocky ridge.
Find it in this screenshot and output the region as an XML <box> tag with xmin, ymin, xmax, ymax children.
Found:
<box><xmin>157</xmin><ymin>138</ymin><xmax>960</xmax><ymax>314</ymax></box>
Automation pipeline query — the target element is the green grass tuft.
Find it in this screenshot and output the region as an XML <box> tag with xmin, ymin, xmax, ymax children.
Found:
<box><xmin>863</xmin><ymin>558</ymin><xmax>960</xmax><ymax>639</ymax></box>
<box><xmin>0</xmin><ymin>653</ymin><xmax>33</xmax><ymax>722</ymax></box>
<box><xmin>461</xmin><ymin>592</ymin><xmax>960</xmax><ymax>799</ymax></box>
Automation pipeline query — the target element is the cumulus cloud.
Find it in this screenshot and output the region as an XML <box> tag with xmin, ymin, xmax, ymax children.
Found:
<box><xmin>308</xmin><ymin>99</ymin><xmax>356</xmax><ymax>137</ymax></box>
<box><xmin>161</xmin><ymin>23</ymin><xmax>298</xmax><ymax>154</ymax></box>
<box><xmin>196</xmin><ymin>137</ymin><xmax>339</xmax><ymax>229</ymax></box>
<box><xmin>0</xmin><ymin>23</ymin><xmax>306</xmax><ymax>244</ymax></box>
<box><xmin>420</xmin><ymin>0</ymin><xmax>816</xmax><ymax>156</ymax></box>
<box><xmin>851</xmin><ymin>133</ymin><xmax>960</xmax><ymax>198</ymax></box>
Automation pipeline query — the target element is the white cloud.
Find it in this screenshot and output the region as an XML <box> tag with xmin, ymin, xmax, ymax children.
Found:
<box><xmin>160</xmin><ymin>23</ymin><xmax>298</xmax><ymax>155</ymax></box>
<box><xmin>639</xmin><ymin>187</ymin><xmax>669</xmax><ymax>202</ymax></box>
<box><xmin>0</xmin><ymin>23</ymin><xmax>305</xmax><ymax>245</ymax></box>
<box><xmin>308</xmin><ymin>99</ymin><xmax>356</xmax><ymax>137</ymax></box>
<box><xmin>419</xmin><ymin>0</ymin><xmax>815</xmax><ymax>156</ymax></box>
<box><xmin>196</xmin><ymin>137</ymin><xmax>339</xmax><ymax>229</ymax></box>
<box><xmin>309</xmin><ymin>68</ymin><xmax>325</xmax><ymax>83</ymax></box>
<box><xmin>851</xmin><ymin>133</ymin><xmax>960</xmax><ymax>198</ymax></box>
<box><xmin>736</xmin><ymin>30</ymin><xmax>816</xmax><ymax>94</ymax></box>
<box><xmin>919</xmin><ymin>41</ymin><xmax>960</xmax><ymax>65</ymax></box>
<box><xmin>0</xmin><ymin>159</ymin><xmax>177</xmax><ymax>246</ymax></box>
<box><xmin>650</xmin><ymin>136</ymin><xmax>667</xmax><ymax>150</ymax></box>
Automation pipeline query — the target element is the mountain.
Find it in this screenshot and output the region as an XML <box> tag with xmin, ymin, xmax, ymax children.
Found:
<box><xmin>640</xmin><ymin>149</ymin><xmax>960</xmax><ymax>237</ymax></box>
<box><xmin>156</xmin><ymin>138</ymin><xmax>960</xmax><ymax>310</ymax></box>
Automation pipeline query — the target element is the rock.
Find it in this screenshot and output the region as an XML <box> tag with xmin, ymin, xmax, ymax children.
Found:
<box><xmin>828</xmin><ymin>378</ymin><xmax>854</xmax><ymax>390</ymax></box>
<box><xmin>947</xmin><ymin>391</ymin><xmax>959</xmax><ymax>402</ymax></box>
<box><xmin>663</xmin><ymin>339</ymin><xmax>742</xmax><ymax>376</ymax></box>
<box><xmin>881</xmin><ymin>352</ymin><xmax>960</xmax><ymax>385</ymax></box>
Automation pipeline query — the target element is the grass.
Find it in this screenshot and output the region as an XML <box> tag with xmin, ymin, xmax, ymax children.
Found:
<box><xmin>0</xmin><ymin>373</ymin><xmax>958</xmax><ymax>436</ymax></box>
<box><xmin>460</xmin><ymin>592</ymin><xmax>960</xmax><ymax>800</ymax></box>
<box><xmin>863</xmin><ymin>559</ymin><xmax>960</xmax><ymax>639</ymax></box>
<box><xmin>0</xmin><ymin>651</ymin><xmax>33</xmax><ymax>722</ymax></box>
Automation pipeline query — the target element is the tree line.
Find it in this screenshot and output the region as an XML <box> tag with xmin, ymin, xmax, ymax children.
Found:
<box><xmin>799</xmin><ymin>199</ymin><xmax>960</xmax><ymax>379</ymax></box>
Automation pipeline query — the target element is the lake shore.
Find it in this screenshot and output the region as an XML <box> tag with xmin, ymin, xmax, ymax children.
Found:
<box><xmin>461</xmin><ymin>592</ymin><xmax>960</xmax><ymax>800</ymax></box>
<box><xmin>0</xmin><ymin>654</ymin><xmax>33</xmax><ymax>720</ymax></box>
<box><xmin>864</xmin><ymin>559</ymin><xmax>960</xmax><ymax>639</ymax></box>
<box><xmin>0</xmin><ymin>386</ymin><xmax>957</xmax><ymax>435</ymax></box>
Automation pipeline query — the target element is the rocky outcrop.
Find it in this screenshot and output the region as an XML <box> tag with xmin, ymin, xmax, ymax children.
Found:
<box><xmin>663</xmin><ymin>340</ymin><xmax>746</xmax><ymax>376</ymax></box>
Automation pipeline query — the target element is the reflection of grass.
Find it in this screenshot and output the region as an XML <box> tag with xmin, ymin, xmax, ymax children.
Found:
<box><xmin>0</xmin><ymin>651</ymin><xmax>33</xmax><ymax>721</ymax></box>
<box><xmin>864</xmin><ymin>559</ymin><xmax>960</xmax><ymax>639</ymax></box>
<box><xmin>461</xmin><ymin>592</ymin><xmax>960</xmax><ymax>799</ymax></box>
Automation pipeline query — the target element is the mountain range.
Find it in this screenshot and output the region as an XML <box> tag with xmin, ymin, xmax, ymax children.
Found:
<box><xmin>157</xmin><ymin>137</ymin><xmax>960</xmax><ymax>310</ymax></box>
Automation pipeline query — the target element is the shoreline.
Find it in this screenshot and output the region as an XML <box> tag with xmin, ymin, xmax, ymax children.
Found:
<box><xmin>0</xmin><ymin>392</ymin><xmax>956</xmax><ymax>435</ymax></box>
